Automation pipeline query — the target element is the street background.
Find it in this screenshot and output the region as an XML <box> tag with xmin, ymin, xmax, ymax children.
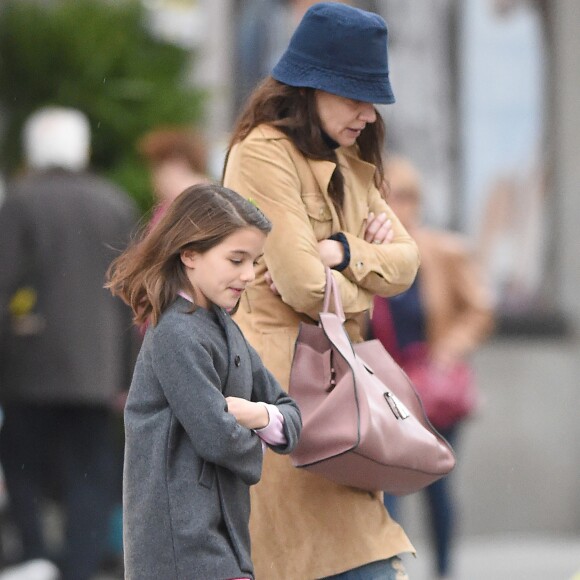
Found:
<box><xmin>1</xmin><ymin>1</ymin><xmax>580</xmax><ymax>578</ymax></box>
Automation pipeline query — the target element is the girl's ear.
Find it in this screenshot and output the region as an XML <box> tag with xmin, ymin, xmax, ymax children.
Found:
<box><xmin>180</xmin><ymin>249</ymin><xmax>197</xmax><ymax>269</ymax></box>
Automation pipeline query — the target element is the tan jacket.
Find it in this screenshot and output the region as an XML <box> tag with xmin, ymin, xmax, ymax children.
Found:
<box><xmin>412</xmin><ymin>228</ymin><xmax>494</xmax><ymax>360</ymax></box>
<box><xmin>224</xmin><ymin>125</ymin><xmax>420</xmax><ymax>579</ymax></box>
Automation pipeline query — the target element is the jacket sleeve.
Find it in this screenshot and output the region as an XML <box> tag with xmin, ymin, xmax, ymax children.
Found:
<box><xmin>246</xmin><ymin>341</ymin><xmax>302</xmax><ymax>454</ymax></box>
<box><xmin>152</xmin><ymin>326</ymin><xmax>263</xmax><ymax>485</ymax></box>
<box><xmin>0</xmin><ymin>195</ymin><xmax>30</xmax><ymax>343</ymax></box>
<box><xmin>434</xmin><ymin>237</ymin><xmax>495</xmax><ymax>359</ymax></box>
<box><xmin>341</xmin><ymin>184</ymin><xmax>420</xmax><ymax>298</ymax></box>
<box><xmin>224</xmin><ymin>135</ymin><xmax>375</xmax><ymax>318</ymax></box>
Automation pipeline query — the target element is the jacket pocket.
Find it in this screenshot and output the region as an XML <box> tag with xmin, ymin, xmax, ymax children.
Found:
<box><xmin>302</xmin><ymin>193</ymin><xmax>333</xmax><ymax>240</ymax></box>
<box><xmin>198</xmin><ymin>460</ymin><xmax>216</xmax><ymax>489</ymax></box>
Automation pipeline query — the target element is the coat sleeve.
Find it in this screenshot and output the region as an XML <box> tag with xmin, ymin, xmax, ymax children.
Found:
<box><xmin>433</xmin><ymin>236</ymin><xmax>495</xmax><ymax>359</ymax></box>
<box><xmin>224</xmin><ymin>135</ymin><xmax>376</xmax><ymax>318</ymax></box>
<box><xmin>0</xmin><ymin>195</ymin><xmax>30</xmax><ymax>342</ymax></box>
<box><xmin>341</xmin><ymin>183</ymin><xmax>420</xmax><ymax>298</ymax></box>
<box><xmin>152</xmin><ymin>325</ymin><xmax>263</xmax><ymax>485</ymax></box>
<box><xmin>246</xmin><ymin>341</ymin><xmax>302</xmax><ymax>454</ymax></box>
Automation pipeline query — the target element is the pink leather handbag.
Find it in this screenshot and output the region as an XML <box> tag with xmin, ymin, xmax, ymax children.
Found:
<box><xmin>289</xmin><ymin>269</ymin><xmax>456</xmax><ymax>494</ymax></box>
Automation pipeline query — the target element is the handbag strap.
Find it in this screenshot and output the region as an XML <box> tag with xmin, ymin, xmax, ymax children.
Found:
<box><xmin>321</xmin><ymin>267</ymin><xmax>346</xmax><ymax>322</ymax></box>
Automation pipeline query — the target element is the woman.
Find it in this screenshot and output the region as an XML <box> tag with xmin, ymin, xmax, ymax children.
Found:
<box><xmin>137</xmin><ymin>127</ymin><xmax>210</xmax><ymax>230</ymax></box>
<box><xmin>372</xmin><ymin>156</ymin><xmax>495</xmax><ymax>580</ymax></box>
<box><xmin>223</xmin><ymin>4</ymin><xmax>420</xmax><ymax>578</ymax></box>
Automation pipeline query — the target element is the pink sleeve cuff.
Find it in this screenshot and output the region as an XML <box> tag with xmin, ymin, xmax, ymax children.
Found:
<box><xmin>254</xmin><ymin>403</ymin><xmax>287</xmax><ymax>447</ymax></box>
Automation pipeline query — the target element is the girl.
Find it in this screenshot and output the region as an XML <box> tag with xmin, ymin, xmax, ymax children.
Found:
<box><xmin>106</xmin><ymin>183</ymin><xmax>302</xmax><ymax>580</ymax></box>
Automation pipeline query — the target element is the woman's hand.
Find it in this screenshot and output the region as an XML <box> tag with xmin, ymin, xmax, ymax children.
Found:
<box><xmin>317</xmin><ymin>239</ymin><xmax>345</xmax><ymax>268</ymax></box>
<box><xmin>225</xmin><ymin>396</ymin><xmax>269</xmax><ymax>430</ymax></box>
<box><xmin>264</xmin><ymin>237</ymin><xmax>343</xmax><ymax>292</ymax></box>
<box><xmin>264</xmin><ymin>270</ymin><xmax>280</xmax><ymax>296</ymax></box>
<box><xmin>364</xmin><ymin>211</ymin><xmax>394</xmax><ymax>244</ymax></box>
<box><xmin>264</xmin><ymin>213</ymin><xmax>389</xmax><ymax>293</ymax></box>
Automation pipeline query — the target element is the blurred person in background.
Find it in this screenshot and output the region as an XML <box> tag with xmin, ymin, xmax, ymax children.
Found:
<box><xmin>137</xmin><ymin>127</ymin><xmax>210</xmax><ymax>231</ymax></box>
<box><xmin>223</xmin><ymin>3</ymin><xmax>420</xmax><ymax>579</ymax></box>
<box><xmin>370</xmin><ymin>155</ymin><xmax>494</xmax><ymax>580</ymax></box>
<box><xmin>0</xmin><ymin>107</ymin><xmax>139</xmax><ymax>580</ymax></box>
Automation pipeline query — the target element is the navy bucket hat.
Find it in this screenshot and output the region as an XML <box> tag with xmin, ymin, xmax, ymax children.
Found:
<box><xmin>272</xmin><ymin>2</ymin><xmax>395</xmax><ymax>105</ymax></box>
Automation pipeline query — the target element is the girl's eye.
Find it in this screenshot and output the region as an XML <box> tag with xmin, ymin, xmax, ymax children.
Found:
<box><xmin>230</xmin><ymin>259</ymin><xmax>242</xmax><ymax>265</ymax></box>
<box><xmin>253</xmin><ymin>259</ymin><xmax>260</xmax><ymax>267</ymax></box>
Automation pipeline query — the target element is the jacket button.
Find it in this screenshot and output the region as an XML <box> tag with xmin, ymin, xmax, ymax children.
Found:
<box><xmin>234</xmin><ymin>355</ymin><xmax>241</xmax><ymax>367</ymax></box>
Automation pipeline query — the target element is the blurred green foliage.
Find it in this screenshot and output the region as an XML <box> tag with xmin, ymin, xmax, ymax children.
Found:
<box><xmin>0</xmin><ymin>0</ymin><xmax>205</xmax><ymax>211</ymax></box>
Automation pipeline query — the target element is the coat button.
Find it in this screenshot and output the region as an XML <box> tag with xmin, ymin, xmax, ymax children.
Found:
<box><xmin>234</xmin><ymin>355</ymin><xmax>241</xmax><ymax>367</ymax></box>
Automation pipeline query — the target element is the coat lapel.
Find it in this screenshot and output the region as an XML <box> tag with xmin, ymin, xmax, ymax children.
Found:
<box><xmin>214</xmin><ymin>307</ymin><xmax>252</xmax><ymax>399</ymax></box>
<box><xmin>339</xmin><ymin>149</ymin><xmax>377</xmax><ymax>234</ymax></box>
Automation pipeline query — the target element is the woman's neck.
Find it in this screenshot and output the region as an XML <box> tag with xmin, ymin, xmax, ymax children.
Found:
<box><xmin>321</xmin><ymin>129</ymin><xmax>340</xmax><ymax>150</ymax></box>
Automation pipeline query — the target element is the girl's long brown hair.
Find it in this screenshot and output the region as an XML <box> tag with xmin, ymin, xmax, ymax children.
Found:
<box><xmin>106</xmin><ymin>183</ymin><xmax>271</xmax><ymax>326</ymax></box>
<box><xmin>224</xmin><ymin>77</ymin><xmax>386</xmax><ymax>211</ymax></box>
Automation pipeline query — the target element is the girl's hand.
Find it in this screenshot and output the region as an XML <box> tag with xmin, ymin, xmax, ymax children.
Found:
<box><xmin>364</xmin><ymin>211</ymin><xmax>394</xmax><ymax>245</ymax></box>
<box><xmin>225</xmin><ymin>396</ymin><xmax>269</xmax><ymax>430</ymax></box>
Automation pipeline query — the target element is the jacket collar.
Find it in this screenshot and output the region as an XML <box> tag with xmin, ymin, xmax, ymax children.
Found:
<box><xmin>308</xmin><ymin>157</ymin><xmax>337</xmax><ymax>198</ymax></box>
<box><xmin>307</xmin><ymin>147</ymin><xmax>377</xmax><ymax>203</ymax></box>
<box><xmin>257</xmin><ymin>124</ymin><xmax>377</xmax><ymax>204</ymax></box>
<box><xmin>340</xmin><ymin>147</ymin><xmax>377</xmax><ymax>193</ymax></box>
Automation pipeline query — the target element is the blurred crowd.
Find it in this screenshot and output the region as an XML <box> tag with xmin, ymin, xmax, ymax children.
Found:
<box><xmin>0</xmin><ymin>108</ymin><xmax>214</xmax><ymax>579</ymax></box>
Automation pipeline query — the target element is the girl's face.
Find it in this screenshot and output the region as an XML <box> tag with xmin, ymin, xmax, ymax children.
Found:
<box><xmin>180</xmin><ymin>226</ymin><xmax>266</xmax><ymax>310</ymax></box>
<box><xmin>315</xmin><ymin>90</ymin><xmax>377</xmax><ymax>147</ymax></box>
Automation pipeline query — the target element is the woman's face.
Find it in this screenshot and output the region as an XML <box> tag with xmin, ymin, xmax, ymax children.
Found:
<box><xmin>315</xmin><ymin>90</ymin><xmax>377</xmax><ymax>147</ymax></box>
<box><xmin>152</xmin><ymin>158</ymin><xmax>205</xmax><ymax>204</ymax></box>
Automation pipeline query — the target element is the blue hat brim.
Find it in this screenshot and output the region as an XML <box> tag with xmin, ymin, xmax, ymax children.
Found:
<box><xmin>272</xmin><ymin>57</ymin><xmax>395</xmax><ymax>105</ymax></box>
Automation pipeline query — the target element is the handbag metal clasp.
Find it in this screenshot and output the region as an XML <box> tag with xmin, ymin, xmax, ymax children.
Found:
<box><xmin>326</xmin><ymin>366</ymin><xmax>337</xmax><ymax>392</ymax></box>
<box><xmin>384</xmin><ymin>392</ymin><xmax>410</xmax><ymax>420</ymax></box>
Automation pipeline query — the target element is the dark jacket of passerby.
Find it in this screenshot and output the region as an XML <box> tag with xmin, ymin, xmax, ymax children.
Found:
<box><xmin>0</xmin><ymin>168</ymin><xmax>138</xmax><ymax>405</ymax></box>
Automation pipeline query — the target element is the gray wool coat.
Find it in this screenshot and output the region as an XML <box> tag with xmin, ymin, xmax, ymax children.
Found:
<box><xmin>123</xmin><ymin>297</ymin><xmax>301</xmax><ymax>580</ymax></box>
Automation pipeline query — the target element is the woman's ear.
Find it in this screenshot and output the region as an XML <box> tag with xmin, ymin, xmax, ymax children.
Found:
<box><xmin>180</xmin><ymin>249</ymin><xmax>197</xmax><ymax>269</ymax></box>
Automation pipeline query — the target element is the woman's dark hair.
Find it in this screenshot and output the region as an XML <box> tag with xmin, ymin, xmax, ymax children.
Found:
<box><xmin>106</xmin><ymin>183</ymin><xmax>271</xmax><ymax>326</ymax></box>
<box><xmin>225</xmin><ymin>77</ymin><xmax>386</xmax><ymax>211</ymax></box>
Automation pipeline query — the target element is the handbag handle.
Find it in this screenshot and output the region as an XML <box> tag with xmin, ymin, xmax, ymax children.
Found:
<box><xmin>321</xmin><ymin>267</ymin><xmax>346</xmax><ymax>322</ymax></box>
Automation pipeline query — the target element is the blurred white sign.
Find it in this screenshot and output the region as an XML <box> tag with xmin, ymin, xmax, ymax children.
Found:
<box><xmin>143</xmin><ymin>0</ymin><xmax>205</xmax><ymax>48</ymax></box>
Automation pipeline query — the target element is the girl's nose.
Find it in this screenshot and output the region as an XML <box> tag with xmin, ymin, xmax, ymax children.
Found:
<box><xmin>358</xmin><ymin>102</ymin><xmax>377</xmax><ymax>123</ymax></box>
<box><xmin>240</xmin><ymin>262</ymin><xmax>256</xmax><ymax>283</ymax></box>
